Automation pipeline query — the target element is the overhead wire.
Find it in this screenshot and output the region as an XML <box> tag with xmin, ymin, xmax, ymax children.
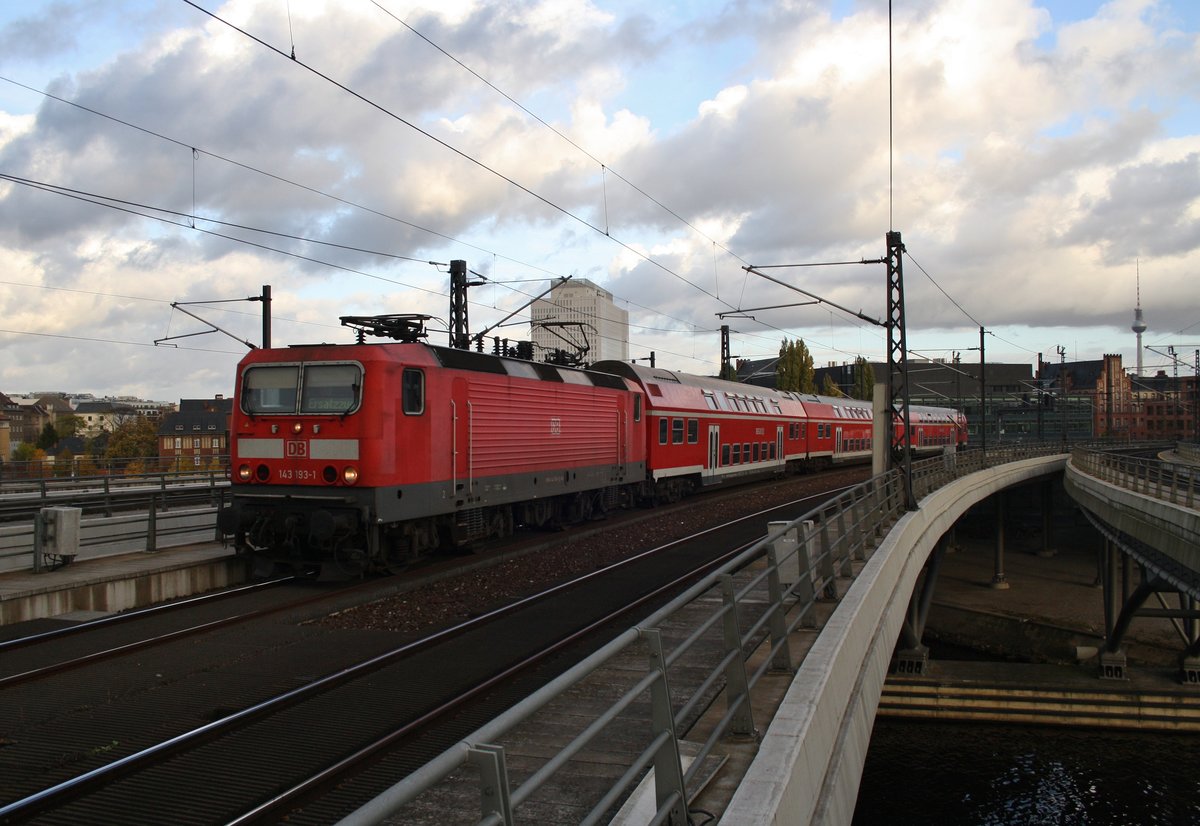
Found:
<box><xmin>0</xmin><ymin>73</ymin><xmax>739</xmax><ymax>367</ymax></box>
<box><xmin>368</xmin><ymin>0</ymin><xmax>754</xmax><ymax>271</ymax></box>
<box><xmin>180</xmin><ymin>0</ymin><xmax>731</xmax><ymax>309</ymax></box>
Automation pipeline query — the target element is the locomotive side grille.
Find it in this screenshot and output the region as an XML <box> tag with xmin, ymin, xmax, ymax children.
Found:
<box><xmin>456</xmin><ymin>507</ymin><xmax>485</xmax><ymax>537</ymax></box>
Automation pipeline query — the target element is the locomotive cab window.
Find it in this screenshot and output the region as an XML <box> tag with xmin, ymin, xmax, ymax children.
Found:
<box><xmin>300</xmin><ymin>364</ymin><xmax>361</xmax><ymax>414</ymax></box>
<box><xmin>242</xmin><ymin>365</ymin><xmax>299</xmax><ymax>413</ymax></box>
<box><xmin>402</xmin><ymin>368</ymin><xmax>424</xmax><ymax>415</ymax></box>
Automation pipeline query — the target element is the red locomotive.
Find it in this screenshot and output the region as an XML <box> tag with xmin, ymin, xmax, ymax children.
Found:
<box><xmin>218</xmin><ymin>318</ymin><xmax>966</xmax><ymax>576</ymax></box>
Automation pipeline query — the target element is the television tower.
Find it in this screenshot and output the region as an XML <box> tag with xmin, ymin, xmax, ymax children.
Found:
<box><xmin>1131</xmin><ymin>261</ymin><xmax>1147</xmax><ymax>377</ymax></box>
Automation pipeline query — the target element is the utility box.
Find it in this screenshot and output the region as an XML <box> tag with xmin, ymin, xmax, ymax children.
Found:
<box><xmin>40</xmin><ymin>506</ymin><xmax>82</xmax><ymax>565</ymax></box>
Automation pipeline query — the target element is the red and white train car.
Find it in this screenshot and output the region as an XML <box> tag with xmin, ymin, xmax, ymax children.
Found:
<box><xmin>593</xmin><ymin>362</ymin><xmax>966</xmax><ymax>499</ymax></box>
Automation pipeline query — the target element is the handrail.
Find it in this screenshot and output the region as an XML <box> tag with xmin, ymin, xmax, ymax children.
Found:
<box><xmin>0</xmin><ymin>489</ymin><xmax>229</xmax><ymax>571</ymax></box>
<box><xmin>334</xmin><ymin>443</ymin><xmax>1073</xmax><ymax>826</ymax></box>
<box><xmin>1071</xmin><ymin>447</ymin><xmax>1199</xmax><ymax>510</ymax></box>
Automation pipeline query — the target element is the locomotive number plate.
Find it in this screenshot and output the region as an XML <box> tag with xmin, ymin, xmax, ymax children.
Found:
<box><xmin>285</xmin><ymin>440</ymin><xmax>308</xmax><ymax>458</ymax></box>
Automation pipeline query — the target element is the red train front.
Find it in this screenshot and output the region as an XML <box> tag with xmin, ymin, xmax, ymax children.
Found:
<box><xmin>218</xmin><ymin>340</ymin><xmax>646</xmax><ymax>576</ymax></box>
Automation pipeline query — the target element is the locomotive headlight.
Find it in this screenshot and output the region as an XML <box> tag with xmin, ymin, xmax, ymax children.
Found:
<box><xmin>343</xmin><ymin>466</ymin><xmax>359</xmax><ymax>485</ymax></box>
<box><xmin>237</xmin><ymin>464</ymin><xmax>252</xmax><ymax>481</ymax></box>
<box><xmin>292</xmin><ymin>422</ymin><xmax>304</xmax><ymax>434</ymax></box>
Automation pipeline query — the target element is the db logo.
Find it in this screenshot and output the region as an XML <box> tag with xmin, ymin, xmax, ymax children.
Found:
<box><xmin>286</xmin><ymin>440</ymin><xmax>308</xmax><ymax>458</ymax></box>
<box><xmin>549</xmin><ymin>417</ymin><xmax>562</xmax><ymax>436</ymax></box>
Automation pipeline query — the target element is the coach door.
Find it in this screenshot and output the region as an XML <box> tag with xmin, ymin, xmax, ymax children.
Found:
<box><xmin>707</xmin><ymin>425</ymin><xmax>720</xmax><ymax>479</ymax></box>
<box><xmin>451</xmin><ymin>378</ymin><xmax>472</xmax><ymax>494</ymax></box>
<box><xmin>834</xmin><ymin>426</ymin><xmax>843</xmax><ymax>458</ymax></box>
<box><xmin>776</xmin><ymin>426</ymin><xmax>784</xmax><ymax>466</ymax></box>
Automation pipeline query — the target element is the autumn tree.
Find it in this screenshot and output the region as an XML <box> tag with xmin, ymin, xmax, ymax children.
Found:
<box><xmin>105</xmin><ymin>415</ymin><xmax>159</xmax><ymax>466</ymax></box>
<box><xmin>851</xmin><ymin>356</ymin><xmax>876</xmax><ymax>401</ymax></box>
<box><xmin>776</xmin><ymin>338</ymin><xmax>815</xmax><ymax>393</ymax></box>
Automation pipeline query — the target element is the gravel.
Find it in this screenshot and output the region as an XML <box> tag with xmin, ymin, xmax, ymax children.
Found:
<box><xmin>321</xmin><ymin>468</ymin><xmax>868</xmax><ymax>635</ymax></box>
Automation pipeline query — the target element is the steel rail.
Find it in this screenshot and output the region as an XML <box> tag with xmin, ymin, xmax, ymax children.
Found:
<box><xmin>0</xmin><ymin>486</ymin><xmax>837</xmax><ymax>824</ymax></box>
<box><xmin>0</xmin><ymin>576</ymin><xmax>292</xmax><ymax>653</ymax></box>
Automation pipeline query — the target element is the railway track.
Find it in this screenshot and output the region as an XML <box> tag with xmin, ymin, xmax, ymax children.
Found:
<box><xmin>0</xmin><ymin>477</ymin><xmax>850</xmax><ymax>824</ymax></box>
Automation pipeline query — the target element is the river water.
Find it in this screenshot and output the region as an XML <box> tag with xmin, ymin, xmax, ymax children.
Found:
<box><xmin>853</xmin><ymin>718</ymin><xmax>1200</xmax><ymax>824</ymax></box>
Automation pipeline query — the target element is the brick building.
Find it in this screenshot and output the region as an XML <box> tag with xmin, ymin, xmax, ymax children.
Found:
<box><xmin>157</xmin><ymin>397</ymin><xmax>233</xmax><ymax>470</ymax></box>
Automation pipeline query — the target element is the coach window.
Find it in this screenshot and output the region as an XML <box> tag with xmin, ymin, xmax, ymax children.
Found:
<box><xmin>672</xmin><ymin>418</ymin><xmax>684</xmax><ymax>444</ymax></box>
<box><xmin>743</xmin><ymin>442</ymin><xmax>750</xmax><ymax>462</ymax></box>
<box><xmin>752</xmin><ymin>443</ymin><xmax>760</xmax><ymax>462</ymax></box>
<box><xmin>687</xmin><ymin>418</ymin><xmax>699</xmax><ymax>444</ymax></box>
<box><xmin>732</xmin><ymin>443</ymin><xmax>741</xmax><ymax>464</ymax></box>
<box><xmin>659</xmin><ymin>418</ymin><xmax>669</xmax><ymax>445</ymax></box>
<box><xmin>722</xmin><ymin>444</ymin><xmax>731</xmax><ymax>465</ymax></box>
<box><xmin>769</xmin><ymin>442</ymin><xmax>777</xmax><ymax>460</ymax></box>
<box><xmin>401</xmin><ymin>368</ymin><xmax>424</xmax><ymax>415</ymax></box>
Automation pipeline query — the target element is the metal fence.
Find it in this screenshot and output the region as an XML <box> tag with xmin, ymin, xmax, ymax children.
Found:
<box><xmin>1072</xmin><ymin>446</ymin><xmax>1199</xmax><ymax>509</ymax></box>
<box><xmin>1176</xmin><ymin>442</ymin><xmax>1200</xmax><ymax>465</ymax></box>
<box><xmin>0</xmin><ymin>488</ymin><xmax>229</xmax><ymax>574</ymax></box>
<box><xmin>335</xmin><ymin>443</ymin><xmax>1072</xmax><ymax>826</ymax></box>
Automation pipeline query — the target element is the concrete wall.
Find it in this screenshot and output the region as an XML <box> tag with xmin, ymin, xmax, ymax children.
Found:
<box><xmin>1064</xmin><ymin>462</ymin><xmax>1200</xmax><ymax>577</ymax></box>
<box><xmin>722</xmin><ymin>455</ymin><xmax>1067</xmax><ymax>826</ymax></box>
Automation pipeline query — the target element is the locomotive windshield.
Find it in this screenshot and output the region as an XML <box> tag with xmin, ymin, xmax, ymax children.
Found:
<box><xmin>242</xmin><ymin>362</ymin><xmax>362</xmax><ymax>415</ymax></box>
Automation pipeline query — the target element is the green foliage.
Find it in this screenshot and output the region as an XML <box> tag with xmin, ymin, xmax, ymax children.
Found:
<box><xmin>719</xmin><ymin>362</ymin><xmax>739</xmax><ymax>381</ymax></box>
<box><xmin>851</xmin><ymin>356</ymin><xmax>876</xmax><ymax>401</ymax></box>
<box><xmin>822</xmin><ymin>374</ymin><xmax>844</xmax><ymax>396</ymax></box>
<box><xmin>776</xmin><ymin>338</ymin><xmax>815</xmax><ymax>392</ymax></box>
<box><xmin>57</xmin><ymin>415</ymin><xmax>83</xmax><ymax>438</ymax></box>
<box><xmin>105</xmin><ymin>416</ymin><xmax>158</xmax><ymax>461</ymax></box>
<box><xmin>13</xmin><ymin>442</ymin><xmax>40</xmax><ymax>462</ymax></box>
<box><xmin>35</xmin><ymin>422</ymin><xmax>59</xmax><ymax>450</ymax></box>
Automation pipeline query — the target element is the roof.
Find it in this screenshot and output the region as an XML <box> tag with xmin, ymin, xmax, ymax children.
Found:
<box><xmin>74</xmin><ymin>401</ymin><xmax>136</xmax><ymax>414</ymax></box>
<box><xmin>158</xmin><ymin>408</ymin><xmax>230</xmax><ymax>436</ymax></box>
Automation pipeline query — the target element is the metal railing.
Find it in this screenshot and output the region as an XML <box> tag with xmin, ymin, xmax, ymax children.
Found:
<box><xmin>335</xmin><ymin>443</ymin><xmax>1072</xmax><ymax>826</ymax></box>
<box><xmin>1176</xmin><ymin>441</ymin><xmax>1200</xmax><ymax>465</ymax></box>
<box><xmin>1</xmin><ymin>490</ymin><xmax>229</xmax><ymax>573</ymax></box>
<box><xmin>1072</xmin><ymin>447</ymin><xmax>1199</xmax><ymax>510</ymax></box>
<box><xmin>0</xmin><ymin>473</ymin><xmax>230</xmax><ymax>523</ymax></box>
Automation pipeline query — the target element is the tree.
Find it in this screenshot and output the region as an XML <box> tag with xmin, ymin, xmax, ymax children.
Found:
<box><xmin>13</xmin><ymin>443</ymin><xmax>42</xmax><ymax>462</ymax></box>
<box><xmin>105</xmin><ymin>415</ymin><xmax>159</xmax><ymax>465</ymax></box>
<box><xmin>36</xmin><ymin>422</ymin><xmax>59</xmax><ymax>450</ymax></box>
<box><xmin>851</xmin><ymin>356</ymin><xmax>876</xmax><ymax>401</ymax></box>
<box><xmin>719</xmin><ymin>362</ymin><xmax>739</xmax><ymax>381</ymax></box>
<box><xmin>822</xmin><ymin>374</ymin><xmax>844</xmax><ymax>397</ymax></box>
<box><xmin>53</xmin><ymin>449</ymin><xmax>75</xmax><ymax>478</ymax></box>
<box><xmin>776</xmin><ymin>338</ymin><xmax>815</xmax><ymax>393</ymax></box>
<box><xmin>56</xmin><ymin>415</ymin><xmax>84</xmax><ymax>439</ymax></box>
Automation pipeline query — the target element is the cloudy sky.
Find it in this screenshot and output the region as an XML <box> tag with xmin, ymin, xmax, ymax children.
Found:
<box><xmin>0</xmin><ymin>0</ymin><xmax>1197</xmax><ymax>403</ymax></box>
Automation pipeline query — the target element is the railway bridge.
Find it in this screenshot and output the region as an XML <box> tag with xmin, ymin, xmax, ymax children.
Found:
<box><xmin>337</xmin><ymin>442</ymin><xmax>1200</xmax><ymax>825</ymax></box>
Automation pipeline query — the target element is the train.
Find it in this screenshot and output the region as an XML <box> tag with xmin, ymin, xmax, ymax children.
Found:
<box><xmin>217</xmin><ymin>319</ymin><xmax>966</xmax><ymax>576</ymax></box>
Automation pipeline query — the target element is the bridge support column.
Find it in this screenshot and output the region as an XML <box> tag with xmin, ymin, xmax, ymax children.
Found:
<box><xmin>891</xmin><ymin>537</ymin><xmax>948</xmax><ymax>676</ymax></box>
<box><xmin>991</xmin><ymin>492</ymin><xmax>1010</xmax><ymax>590</ymax></box>
<box><xmin>1037</xmin><ymin>479</ymin><xmax>1057</xmax><ymax>558</ymax></box>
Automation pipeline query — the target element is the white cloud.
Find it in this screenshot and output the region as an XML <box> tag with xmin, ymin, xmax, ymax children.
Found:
<box><xmin>0</xmin><ymin>0</ymin><xmax>1197</xmax><ymax>403</ymax></box>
